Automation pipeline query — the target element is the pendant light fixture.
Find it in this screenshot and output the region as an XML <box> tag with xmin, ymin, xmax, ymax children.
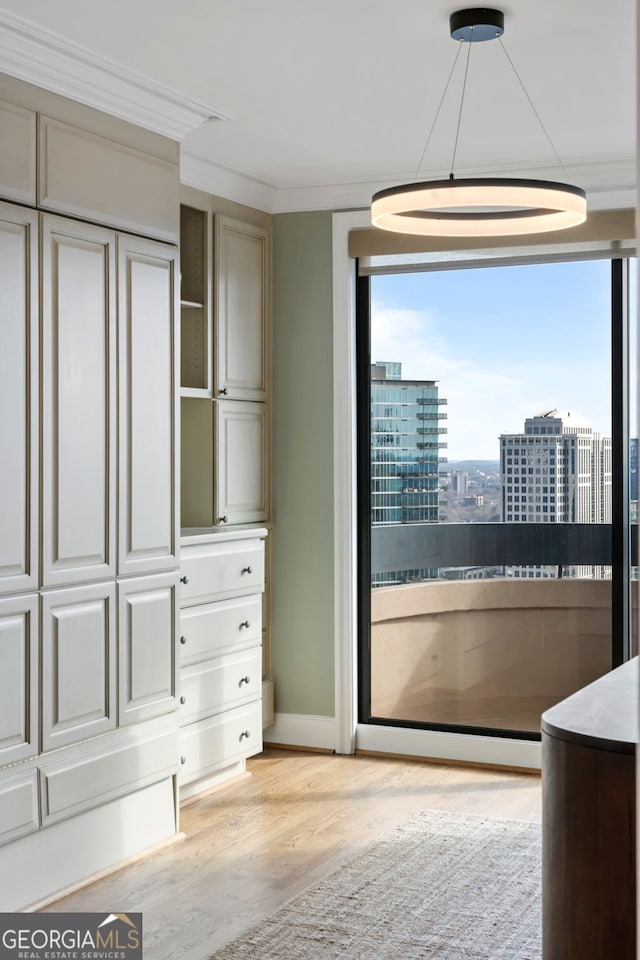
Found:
<box><xmin>371</xmin><ymin>8</ymin><xmax>587</xmax><ymax>238</ymax></box>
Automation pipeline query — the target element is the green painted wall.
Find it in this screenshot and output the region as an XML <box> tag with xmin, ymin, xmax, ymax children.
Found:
<box><xmin>271</xmin><ymin>211</ymin><xmax>335</xmax><ymax>716</ymax></box>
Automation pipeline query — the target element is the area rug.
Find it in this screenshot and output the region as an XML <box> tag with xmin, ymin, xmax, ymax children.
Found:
<box><xmin>208</xmin><ymin>809</ymin><xmax>541</xmax><ymax>960</ymax></box>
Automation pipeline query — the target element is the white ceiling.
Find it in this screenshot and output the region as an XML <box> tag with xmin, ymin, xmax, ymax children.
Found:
<box><xmin>0</xmin><ymin>0</ymin><xmax>635</xmax><ymax>212</ymax></box>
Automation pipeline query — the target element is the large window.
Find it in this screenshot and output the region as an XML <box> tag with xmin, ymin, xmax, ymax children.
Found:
<box><xmin>357</xmin><ymin>256</ymin><xmax>634</xmax><ymax>739</ymax></box>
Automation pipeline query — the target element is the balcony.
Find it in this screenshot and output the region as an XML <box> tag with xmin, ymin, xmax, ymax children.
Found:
<box><xmin>369</xmin><ymin>522</ymin><xmax>632</xmax><ymax>733</ymax></box>
<box><xmin>371</xmin><ymin>578</ymin><xmax>613</xmax><ymax>731</ymax></box>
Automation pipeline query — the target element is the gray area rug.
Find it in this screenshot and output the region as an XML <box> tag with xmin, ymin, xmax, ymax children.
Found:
<box><xmin>209</xmin><ymin>809</ymin><xmax>541</xmax><ymax>960</ymax></box>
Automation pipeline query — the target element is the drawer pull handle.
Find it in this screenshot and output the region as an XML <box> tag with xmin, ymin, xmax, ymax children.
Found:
<box><xmin>239</xmin><ymin>730</ymin><xmax>251</xmax><ymax>741</ymax></box>
<box><xmin>239</xmin><ymin>675</ymin><xmax>251</xmax><ymax>686</ymax></box>
<box><xmin>240</xmin><ymin>620</ymin><xmax>250</xmax><ymax>629</ymax></box>
<box><xmin>180</xmin><ymin>696</ymin><xmax>186</xmax><ymax>704</ymax></box>
<box><xmin>180</xmin><ymin>635</ymin><xmax>187</xmax><ymax>645</ymax></box>
<box><xmin>219</xmin><ymin>387</ymin><xmax>228</xmax><ymax>395</ymax></box>
<box><xmin>241</xmin><ymin>565</ymin><xmax>253</xmax><ymax>575</ymax></box>
<box><xmin>180</xmin><ymin>575</ymin><xmax>189</xmax><ymax>584</ymax></box>
<box><xmin>180</xmin><ymin>755</ymin><xmax>187</xmax><ymax>765</ymax></box>
<box><xmin>219</xmin><ymin>515</ymin><xmax>228</xmax><ymax>524</ymax></box>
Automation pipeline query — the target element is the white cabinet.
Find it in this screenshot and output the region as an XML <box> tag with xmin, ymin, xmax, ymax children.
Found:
<box><xmin>0</xmin><ymin>100</ymin><xmax>36</xmax><ymax>205</ymax></box>
<box><xmin>181</xmin><ymin>398</ymin><xmax>268</xmax><ymax>527</ymax></box>
<box><xmin>0</xmin><ymin>594</ymin><xmax>38</xmax><ymax>766</ymax></box>
<box><xmin>0</xmin><ymin>202</ymin><xmax>38</xmax><ymax>596</ymax></box>
<box><xmin>179</xmin><ymin>703</ymin><xmax>262</xmax><ymax>785</ymax></box>
<box><xmin>215</xmin><ymin>215</ymin><xmax>269</xmax><ymax>401</ymax></box>
<box><xmin>216</xmin><ymin>400</ymin><xmax>268</xmax><ymax>525</ymax></box>
<box><xmin>38</xmin><ymin>717</ymin><xmax>178</xmax><ymax>827</ymax></box>
<box><xmin>0</xmin><ymin>82</ymin><xmax>181</xmax><ymax>905</ymax></box>
<box><xmin>180</xmin><ymin>200</ymin><xmax>271</xmax><ymax>532</ymax></box>
<box><xmin>42</xmin><ymin>583</ymin><xmax>116</xmax><ymax>752</ymax></box>
<box><xmin>0</xmin><ymin>766</ymin><xmax>39</xmax><ymax>846</ymax></box>
<box><xmin>118</xmin><ymin>573</ymin><xmax>179</xmax><ymax>726</ymax></box>
<box><xmin>180</xmin><ymin>204</ymin><xmax>212</xmax><ymax>397</ymax></box>
<box><xmin>178</xmin><ymin>533</ymin><xmax>265</xmax><ymax>794</ymax></box>
<box><xmin>38</xmin><ymin>116</ymin><xmax>179</xmax><ymax>242</ymax></box>
<box><xmin>179</xmin><ymin>647</ymin><xmax>262</xmax><ymax>725</ymax></box>
<box><xmin>180</xmin><ymin>538</ymin><xmax>264</xmax><ymax>605</ymax></box>
<box><xmin>118</xmin><ymin>235</ymin><xmax>179</xmax><ymax>577</ymax></box>
<box><xmin>41</xmin><ymin>215</ymin><xmax>117</xmax><ymax>588</ymax></box>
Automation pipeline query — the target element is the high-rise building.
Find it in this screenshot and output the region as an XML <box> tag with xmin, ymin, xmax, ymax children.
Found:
<box><xmin>499</xmin><ymin>409</ymin><xmax>611</xmax><ymax>578</ymax></box>
<box><xmin>370</xmin><ymin>361</ymin><xmax>447</xmax><ymax>584</ymax></box>
<box><xmin>451</xmin><ymin>469</ymin><xmax>469</xmax><ymax>495</ymax></box>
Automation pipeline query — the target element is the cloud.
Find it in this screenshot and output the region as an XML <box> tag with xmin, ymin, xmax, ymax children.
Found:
<box><xmin>370</xmin><ymin>301</ymin><xmax>609</xmax><ymax>460</ymax></box>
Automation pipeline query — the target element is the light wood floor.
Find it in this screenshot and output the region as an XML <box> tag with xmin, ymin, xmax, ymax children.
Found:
<box><xmin>42</xmin><ymin>748</ymin><xmax>542</xmax><ymax>960</ymax></box>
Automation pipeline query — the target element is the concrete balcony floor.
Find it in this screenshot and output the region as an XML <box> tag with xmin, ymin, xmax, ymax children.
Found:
<box><xmin>371</xmin><ymin>578</ymin><xmax>616</xmax><ymax>733</ymax></box>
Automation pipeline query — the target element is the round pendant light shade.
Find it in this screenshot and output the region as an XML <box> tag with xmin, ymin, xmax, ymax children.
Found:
<box><xmin>371</xmin><ymin>178</ymin><xmax>587</xmax><ymax>237</ymax></box>
<box><xmin>371</xmin><ymin>8</ymin><xmax>587</xmax><ymax>238</ymax></box>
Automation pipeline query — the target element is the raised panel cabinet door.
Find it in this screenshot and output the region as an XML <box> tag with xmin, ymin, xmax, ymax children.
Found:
<box><xmin>118</xmin><ymin>235</ymin><xmax>179</xmax><ymax>576</ymax></box>
<box><xmin>0</xmin><ymin>101</ymin><xmax>36</xmax><ymax>204</ymax></box>
<box><xmin>0</xmin><ymin>594</ymin><xmax>38</xmax><ymax>765</ymax></box>
<box><xmin>118</xmin><ymin>572</ymin><xmax>179</xmax><ymax>726</ymax></box>
<box><xmin>41</xmin><ymin>215</ymin><xmax>117</xmax><ymax>587</ymax></box>
<box><xmin>0</xmin><ymin>202</ymin><xmax>38</xmax><ymax>595</ymax></box>
<box><xmin>215</xmin><ymin>400</ymin><xmax>268</xmax><ymax>524</ymax></box>
<box><xmin>42</xmin><ymin>582</ymin><xmax>116</xmax><ymax>752</ymax></box>
<box><xmin>38</xmin><ymin>116</ymin><xmax>179</xmax><ymax>242</ymax></box>
<box><xmin>215</xmin><ymin>216</ymin><xmax>269</xmax><ymax>401</ymax></box>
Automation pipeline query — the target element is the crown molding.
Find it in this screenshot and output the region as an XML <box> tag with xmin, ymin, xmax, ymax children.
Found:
<box><xmin>269</xmin><ymin>157</ymin><xmax>637</xmax><ymax>214</ymax></box>
<box><xmin>0</xmin><ymin>9</ymin><xmax>228</xmax><ymax>141</ymax></box>
<box><xmin>179</xmin><ymin>152</ymin><xmax>635</xmax><ymax>215</ymax></box>
<box><xmin>180</xmin><ymin>149</ymin><xmax>277</xmax><ymax>211</ymax></box>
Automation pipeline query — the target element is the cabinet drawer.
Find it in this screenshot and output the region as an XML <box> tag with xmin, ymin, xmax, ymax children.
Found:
<box><xmin>0</xmin><ymin>766</ymin><xmax>39</xmax><ymax>847</ymax></box>
<box><xmin>179</xmin><ymin>595</ymin><xmax>262</xmax><ymax>665</ymax></box>
<box><xmin>178</xmin><ymin>702</ymin><xmax>262</xmax><ymax>784</ymax></box>
<box><xmin>180</xmin><ymin>540</ymin><xmax>264</xmax><ymax>605</ymax></box>
<box><xmin>39</xmin><ymin>721</ymin><xmax>178</xmax><ymax>826</ymax></box>
<box><xmin>179</xmin><ymin>647</ymin><xmax>261</xmax><ymax>724</ymax></box>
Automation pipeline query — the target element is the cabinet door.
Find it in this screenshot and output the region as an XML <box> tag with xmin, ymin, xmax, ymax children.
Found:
<box><xmin>42</xmin><ymin>582</ymin><xmax>116</xmax><ymax>752</ymax></box>
<box><xmin>215</xmin><ymin>216</ymin><xmax>269</xmax><ymax>401</ymax></box>
<box><xmin>42</xmin><ymin>215</ymin><xmax>116</xmax><ymax>587</ymax></box>
<box><xmin>0</xmin><ymin>202</ymin><xmax>38</xmax><ymax>595</ymax></box>
<box><xmin>118</xmin><ymin>235</ymin><xmax>179</xmax><ymax>576</ymax></box>
<box><xmin>0</xmin><ymin>101</ymin><xmax>36</xmax><ymax>205</ymax></box>
<box><xmin>215</xmin><ymin>400</ymin><xmax>268</xmax><ymax>524</ymax></box>
<box><xmin>118</xmin><ymin>573</ymin><xmax>179</xmax><ymax>726</ymax></box>
<box><xmin>0</xmin><ymin>594</ymin><xmax>38</xmax><ymax>765</ymax></box>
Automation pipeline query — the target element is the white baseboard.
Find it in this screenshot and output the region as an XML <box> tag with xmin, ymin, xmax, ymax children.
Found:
<box><xmin>265</xmin><ymin>713</ymin><xmax>337</xmax><ymax>752</ymax></box>
<box><xmin>356</xmin><ymin>723</ymin><xmax>541</xmax><ymax>770</ymax></box>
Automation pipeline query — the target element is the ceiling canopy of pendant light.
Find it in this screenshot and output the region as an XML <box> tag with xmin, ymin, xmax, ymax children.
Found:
<box><xmin>371</xmin><ymin>8</ymin><xmax>587</xmax><ymax>238</ymax></box>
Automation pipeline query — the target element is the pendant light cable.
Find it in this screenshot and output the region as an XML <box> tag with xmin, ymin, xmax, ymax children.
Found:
<box><xmin>498</xmin><ymin>38</ymin><xmax>568</xmax><ymax>177</ymax></box>
<box><xmin>450</xmin><ymin>34</ymin><xmax>473</xmax><ymax>178</ymax></box>
<box><xmin>414</xmin><ymin>43</ymin><xmax>463</xmax><ymax>177</ymax></box>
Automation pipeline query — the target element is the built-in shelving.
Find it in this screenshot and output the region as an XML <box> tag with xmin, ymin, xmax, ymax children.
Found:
<box><xmin>180</xmin><ymin>205</ymin><xmax>211</xmax><ymax>396</ymax></box>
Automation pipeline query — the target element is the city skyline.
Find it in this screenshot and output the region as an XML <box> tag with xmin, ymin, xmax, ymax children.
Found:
<box><xmin>371</xmin><ymin>259</ymin><xmax>613</xmax><ymax>460</ymax></box>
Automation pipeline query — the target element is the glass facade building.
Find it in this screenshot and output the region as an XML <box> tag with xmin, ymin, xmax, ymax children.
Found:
<box><xmin>370</xmin><ymin>361</ymin><xmax>447</xmax><ymax>584</ymax></box>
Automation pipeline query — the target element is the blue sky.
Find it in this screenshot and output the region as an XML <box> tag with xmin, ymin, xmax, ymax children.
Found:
<box><xmin>371</xmin><ymin>260</ymin><xmax>615</xmax><ymax>460</ymax></box>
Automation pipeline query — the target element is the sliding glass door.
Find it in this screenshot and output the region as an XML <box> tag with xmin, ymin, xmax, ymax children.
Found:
<box><xmin>358</xmin><ymin>257</ymin><xmax>634</xmax><ymax>739</ymax></box>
